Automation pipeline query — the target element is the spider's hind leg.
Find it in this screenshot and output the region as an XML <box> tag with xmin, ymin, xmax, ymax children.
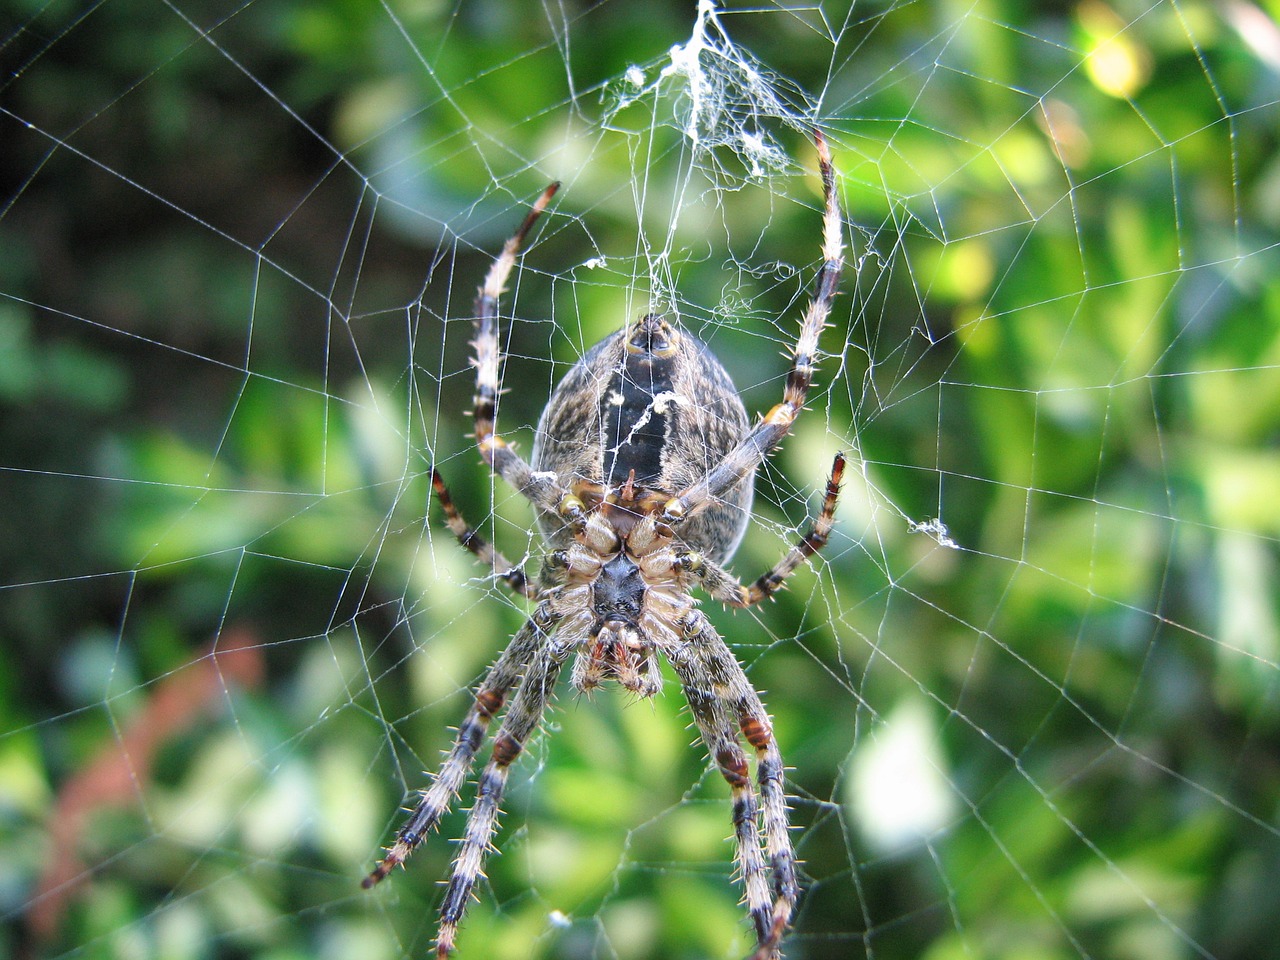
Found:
<box><xmin>662</xmin><ymin>131</ymin><xmax>843</xmax><ymax>524</ymax></box>
<box><xmin>469</xmin><ymin>183</ymin><xmax>567</xmax><ymax>516</ymax></box>
<box><xmin>691</xmin><ymin>452</ymin><xmax>845</xmax><ymax>610</ymax></box>
<box><xmin>431</xmin><ymin>468</ymin><xmax>536</xmax><ymax>599</ymax></box>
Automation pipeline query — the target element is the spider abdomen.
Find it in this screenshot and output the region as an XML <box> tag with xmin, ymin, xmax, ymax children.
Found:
<box><xmin>533</xmin><ymin>314</ymin><xmax>755</xmax><ymax>562</ymax></box>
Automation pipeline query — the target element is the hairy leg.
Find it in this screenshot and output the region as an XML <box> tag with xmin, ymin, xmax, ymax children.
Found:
<box><xmin>431</xmin><ymin>468</ymin><xmax>536</xmax><ymax>599</ymax></box>
<box><xmin>363</xmin><ymin>605</ymin><xmax>556</xmax><ymax>886</ymax></box>
<box><xmin>435</xmin><ymin>642</ymin><xmax>569</xmax><ymax>956</ymax></box>
<box><xmin>693</xmin><ymin>452</ymin><xmax>845</xmax><ymax>608</ymax></box>
<box><xmin>672</xmin><ymin>613</ymin><xmax>799</xmax><ymax>959</ymax></box>
<box><xmin>669</xmin><ymin>630</ymin><xmax>773</xmax><ymax>941</ymax></box>
<box><xmin>470</xmin><ymin>183</ymin><xmax>567</xmax><ymax>515</ymax></box>
<box><xmin>662</xmin><ymin>131</ymin><xmax>842</xmax><ymax>527</ymax></box>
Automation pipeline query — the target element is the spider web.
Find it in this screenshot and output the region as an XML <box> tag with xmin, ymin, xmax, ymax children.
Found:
<box><xmin>3</xmin><ymin>1</ymin><xmax>1279</xmax><ymax>959</ymax></box>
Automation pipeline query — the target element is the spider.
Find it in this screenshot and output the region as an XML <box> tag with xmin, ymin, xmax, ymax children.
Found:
<box><xmin>365</xmin><ymin>132</ymin><xmax>845</xmax><ymax>960</ymax></box>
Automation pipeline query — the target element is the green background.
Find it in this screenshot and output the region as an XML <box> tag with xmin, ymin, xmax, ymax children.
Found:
<box><xmin>2</xmin><ymin>1</ymin><xmax>1278</xmax><ymax>959</ymax></box>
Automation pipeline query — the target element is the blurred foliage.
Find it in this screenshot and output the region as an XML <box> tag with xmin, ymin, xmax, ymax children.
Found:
<box><xmin>2</xmin><ymin>1</ymin><xmax>1279</xmax><ymax>960</ymax></box>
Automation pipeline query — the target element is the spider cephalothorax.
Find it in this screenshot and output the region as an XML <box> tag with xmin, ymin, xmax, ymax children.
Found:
<box><xmin>365</xmin><ymin>132</ymin><xmax>845</xmax><ymax>960</ymax></box>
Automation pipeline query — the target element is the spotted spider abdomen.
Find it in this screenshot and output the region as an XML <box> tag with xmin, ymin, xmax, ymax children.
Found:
<box><xmin>532</xmin><ymin>314</ymin><xmax>754</xmax><ymax>562</ymax></box>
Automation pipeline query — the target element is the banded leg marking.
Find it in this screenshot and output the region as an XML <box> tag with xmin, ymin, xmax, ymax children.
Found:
<box><xmin>470</xmin><ymin>183</ymin><xmax>566</xmax><ymax>515</ymax></box>
<box><xmin>431</xmin><ymin>469</ymin><xmax>535</xmax><ymax>599</ymax></box>
<box><xmin>363</xmin><ymin>610</ymin><xmax>552</xmax><ymax>887</ymax></box>
<box><xmin>674</xmin><ymin>613</ymin><xmax>797</xmax><ymax>958</ymax></box>
<box><xmin>434</xmin><ymin>649</ymin><xmax>567</xmax><ymax>957</ymax></box>
<box><xmin>664</xmin><ymin>130</ymin><xmax>843</xmax><ymax>526</ymax></box>
<box><xmin>675</xmin><ymin>659</ymin><xmax>773</xmax><ymax>941</ymax></box>
<box><xmin>689</xmin><ymin>452</ymin><xmax>845</xmax><ymax>610</ymax></box>
<box><xmin>742</xmin><ymin>451</ymin><xmax>844</xmax><ymax>606</ymax></box>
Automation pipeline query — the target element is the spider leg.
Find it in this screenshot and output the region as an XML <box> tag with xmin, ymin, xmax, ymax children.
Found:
<box><xmin>662</xmin><ymin>131</ymin><xmax>842</xmax><ymax>526</ymax></box>
<box><xmin>672</xmin><ymin>612</ymin><xmax>799</xmax><ymax>959</ymax></box>
<box><xmin>435</xmin><ymin>642</ymin><xmax>570</xmax><ymax>958</ymax></box>
<box><xmin>471</xmin><ymin>183</ymin><xmax>569</xmax><ymax>516</ymax></box>
<box><xmin>363</xmin><ymin>605</ymin><xmax>557</xmax><ymax>887</ymax></box>
<box><xmin>670</xmin><ymin>630</ymin><xmax>773</xmax><ymax>941</ymax></box>
<box><xmin>431</xmin><ymin>468</ymin><xmax>536</xmax><ymax>599</ymax></box>
<box><xmin>691</xmin><ymin>453</ymin><xmax>844</xmax><ymax>609</ymax></box>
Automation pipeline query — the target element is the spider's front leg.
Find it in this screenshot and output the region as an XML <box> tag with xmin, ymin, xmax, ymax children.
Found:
<box><xmin>671</xmin><ymin>634</ymin><xmax>774</xmax><ymax>941</ymax></box>
<box><xmin>363</xmin><ymin>604</ymin><xmax>557</xmax><ymax>887</ymax></box>
<box><xmin>671</xmin><ymin>612</ymin><xmax>799</xmax><ymax>960</ymax></box>
<box><xmin>434</xmin><ymin>636</ymin><xmax>573</xmax><ymax>958</ymax></box>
